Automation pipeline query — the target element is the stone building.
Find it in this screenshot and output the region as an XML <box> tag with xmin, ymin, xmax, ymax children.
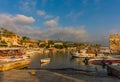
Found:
<box><xmin>109</xmin><ymin>34</ymin><xmax>120</xmax><ymax>51</ymax></box>
<box><xmin>22</xmin><ymin>39</ymin><xmax>38</xmax><ymax>48</ymax></box>
<box><xmin>1</xmin><ymin>34</ymin><xmax>21</xmax><ymax>47</ymax></box>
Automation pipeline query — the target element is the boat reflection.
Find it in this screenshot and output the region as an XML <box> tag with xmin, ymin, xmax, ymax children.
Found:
<box><xmin>70</xmin><ymin>57</ymin><xmax>85</xmax><ymax>65</ymax></box>
<box><xmin>40</xmin><ymin>58</ymin><xmax>51</xmax><ymax>67</ymax></box>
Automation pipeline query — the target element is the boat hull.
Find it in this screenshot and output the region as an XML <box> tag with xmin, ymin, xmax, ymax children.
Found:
<box><xmin>89</xmin><ymin>59</ymin><xmax>120</xmax><ymax>65</ymax></box>
<box><xmin>71</xmin><ymin>51</ymin><xmax>94</xmax><ymax>58</ymax></box>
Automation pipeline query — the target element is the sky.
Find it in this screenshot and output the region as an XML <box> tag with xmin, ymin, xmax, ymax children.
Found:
<box><xmin>0</xmin><ymin>0</ymin><xmax>120</xmax><ymax>45</ymax></box>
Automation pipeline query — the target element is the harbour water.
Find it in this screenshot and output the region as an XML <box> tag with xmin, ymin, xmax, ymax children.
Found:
<box><xmin>28</xmin><ymin>50</ymin><xmax>93</xmax><ymax>69</ymax></box>
<box><xmin>1</xmin><ymin>49</ymin><xmax>119</xmax><ymax>82</ymax></box>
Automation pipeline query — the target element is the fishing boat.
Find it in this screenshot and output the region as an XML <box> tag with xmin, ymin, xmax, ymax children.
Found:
<box><xmin>0</xmin><ymin>55</ymin><xmax>30</xmax><ymax>62</ymax></box>
<box><xmin>70</xmin><ymin>49</ymin><xmax>95</xmax><ymax>58</ymax></box>
<box><xmin>89</xmin><ymin>57</ymin><xmax>120</xmax><ymax>65</ymax></box>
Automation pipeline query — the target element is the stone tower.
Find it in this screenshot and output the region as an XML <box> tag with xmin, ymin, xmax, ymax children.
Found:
<box><xmin>109</xmin><ymin>34</ymin><xmax>120</xmax><ymax>51</ymax></box>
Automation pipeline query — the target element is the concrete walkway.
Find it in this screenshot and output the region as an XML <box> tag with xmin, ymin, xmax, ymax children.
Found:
<box><xmin>0</xmin><ymin>69</ymin><xmax>85</xmax><ymax>82</ymax></box>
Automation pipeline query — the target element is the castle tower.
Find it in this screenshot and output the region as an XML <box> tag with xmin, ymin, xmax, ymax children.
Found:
<box><xmin>109</xmin><ymin>34</ymin><xmax>120</xmax><ymax>51</ymax></box>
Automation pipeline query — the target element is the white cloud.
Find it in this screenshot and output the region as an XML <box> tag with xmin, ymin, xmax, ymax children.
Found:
<box><xmin>44</xmin><ymin>15</ymin><xmax>53</xmax><ymax>19</ymax></box>
<box><xmin>66</xmin><ymin>11</ymin><xmax>84</xmax><ymax>21</ymax></box>
<box><xmin>37</xmin><ymin>10</ymin><xmax>46</xmax><ymax>16</ymax></box>
<box><xmin>49</xmin><ymin>26</ymin><xmax>90</xmax><ymax>42</ymax></box>
<box><xmin>0</xmin><ymin>14</ymin><xmax>35</xmax><ymax>25</ymax></box>
<box><xmin>0</xmin><ymin>14</ymin><xmax>36</xmax><ymax>37</ymax></box>
<box><xmin>13</xmin><ymin>14</ymin><xmax>35</xmax><ymax>24</ymax></box>
<box><xmin>0</xmin><ymin>13</ymin><xmax>96</xmax><ymax>43</ymax></box>
<box><xmin>37</xmin><ymin>10</ymin><xmax>53</xmax><ymax>19</ymax></box>
<box><xmin>19</xmin><ymin>0</ymin><xmax>36</xmax><ymax>12</ymax></box>
<box><xmin>67</xmin><ymin>11</ymin><xmax>84</xmax><ymax>17</ymax></box>
<box><xmin>44</xmin><ymin>17</ymin><xmax>59</xmax><ymax>27</ymax></box>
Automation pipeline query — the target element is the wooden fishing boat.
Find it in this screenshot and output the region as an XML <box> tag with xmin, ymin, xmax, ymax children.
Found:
<box><xmin>89</xmin><ymin>58</ymin><xmax>120</xmax><ymax>65</ymax></box>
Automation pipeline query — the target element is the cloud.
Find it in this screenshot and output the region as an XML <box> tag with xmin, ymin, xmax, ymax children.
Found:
<box><xmin>0</xmin><ymin>14</ymin><xmax>36</xmax><ymax>37</ymax></box>
<box><xmin>44</xmin><ymin>15</ymin><xmax>53</xmax><ymax>19</ymax></box>
<box><xmin>37</xmin><ymin>10</ymin><xmax>46</xmax><ymax>16</ymax></box>
<box><xmin>44</xmin><ymin>17</ymin><xmax>59</xmax><ymax>27</ymax></box>
<box><xmin>37</xmin><ymin>10</ymin><xmax>53</xmax><ymax>19</ymax></box>
<box><xmin>13</xmin><ymin>14</ymin><xmax>35</xmax><ymax>24</ymax></box>
<box><xmin>0</xmin><ymin>14</ymin><xmax>35</xmax><ymax>24</ymax></box>
<box><xmin>49</xmin><ymin>26</ymin><xmax>90</xmax><ymax>42</ymax></box>
<box><xmin>19</xmin><ymin>0</ymin><xmax>36</xmax><ymax>12</ymax></box>
<box><xmin>0</xmin><ymin>13</ymin><xmax>92</xmax><ymax>43</ymax></box>
<box><xmin>66</xmin><ymin>11</ymin><xmax>84</xmax><ymax>21</ymax></box>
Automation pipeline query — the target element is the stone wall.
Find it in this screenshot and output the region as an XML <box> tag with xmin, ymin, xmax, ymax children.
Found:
<box><xmin>109</xmin><ymin>34</ymin><xmax>120</xmax><ymax>51</ymax></box>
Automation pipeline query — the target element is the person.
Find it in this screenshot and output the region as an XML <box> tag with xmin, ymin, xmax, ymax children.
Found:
<box><xmin>83</xmin><ymin>57</ymin><xmax>89</xmax><ymax>65</ymax></box>
<box><xmin>101</xmin><ymin>59</ymin><xmax>106</xmax><ymax>69</ymax></box>
<box><xmin>109</xmin><ymin>61</ymin><xmax>112</xmax><ymax>65</ymax></box>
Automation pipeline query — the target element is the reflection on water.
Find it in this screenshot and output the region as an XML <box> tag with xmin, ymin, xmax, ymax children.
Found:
<box><xmin>70</xmin><ymin>57</ymin><xmax>85</xmax><ymax>65</ymax></box>
<box><xmin>29</xmin><ymin>54</ymin><xmax>41</xmax><ymax>68</ymax></box>
<box><xmin>29</xmin><ymin>50</ymin><xmax>87</xmax><ymax>69</ymax></box>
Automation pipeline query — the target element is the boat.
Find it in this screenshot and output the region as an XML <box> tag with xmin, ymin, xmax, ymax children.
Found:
<box><xmin>40</xmin><ymin>58</ymin><xmax>51</xmax><ymax>67</ymax></box>
<box><xmin>70</xmin><ymin>49</ymin><xmax>95</xmax><ymax>58</ymax></box>
<box><xmin>40</xmin><ymin>58</ymin><xmax>50</xmax><ymax>63</ymax></box>
<box><xmin>0</xmin><ymin>48</ymin><xmax>31</xmax><ymax>62</ymax></box>
<box><xmin>89</xmin><ymin>57</ymin><xmax>120</xmax><ymax>65</ymax></box>
<box><xmin>0</xmin><ymin>55</ymin><xmax>31</xmax><ymax>62</ymax></box>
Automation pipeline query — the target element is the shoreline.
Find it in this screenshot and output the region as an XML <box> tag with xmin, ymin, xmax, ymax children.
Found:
<box><xmin>49</xmin><ymin>69</ymin><xmax>119</xmax><ymax>82</ymax></box>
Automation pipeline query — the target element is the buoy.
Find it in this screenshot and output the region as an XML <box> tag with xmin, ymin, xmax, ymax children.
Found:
<box><xmin>31</xmin><ymin>71</ymin><xmax>36</xmax><ymax>76</ymax></box>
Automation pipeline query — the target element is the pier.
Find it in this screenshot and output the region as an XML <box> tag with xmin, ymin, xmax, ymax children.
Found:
<box><xmin>107</xmin><ymin>65</ymin><xmax>120</xmax><ymax>78</ymax></box>
<box><xmin>0</xmin><ymin>60</ymin><xmax>30</xmax><ymax>71</ymax></box>
<box><xmin>0</xmin><ymin>69</ymin><xmax>85</xmax><ymax>82</ymax></box>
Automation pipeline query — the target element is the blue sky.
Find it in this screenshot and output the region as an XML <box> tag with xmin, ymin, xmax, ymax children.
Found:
<box><xmin>0</xmin><ymin>0</ymin><xmax>120</xmax><ymax>45</ymax></box>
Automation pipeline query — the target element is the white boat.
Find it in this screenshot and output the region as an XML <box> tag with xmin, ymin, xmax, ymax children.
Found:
<box><xmin>40</xmin><ymin>58</ymin><xmax>50</xmax><ymax>63</ymax></box>
<box><xmin>70</xmin><ymin>49</ymin><xmax>95</xmax><ymax>58</ymax></box>
<box><xmin>40</xmin><ymin>58</ymin><xmax>51</xmax><ymax>67</ymax></box>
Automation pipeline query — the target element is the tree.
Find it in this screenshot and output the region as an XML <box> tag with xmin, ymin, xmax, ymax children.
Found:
<box><xmin>54</xmin><ymin>45</ymin><xmax>64</xmax><ymax>49</ymax></box>
<box><xmin>0</xmin><ymin>28</ymin><xmax>15</xmax><ymax>37</ymax></box>
<box><xmin>46</xmin><ymin>40</ymin><xmax>54</xmax><ymax>48</ymax></box>
<box><xmin>20</xmin><ymin>36</ymin><xmax>30</xmax><ymax>45</ymax></box>
<box><xmin>48</xmin><ymin>40</ymin><xmax>54</xmax><ymax>44</ymax></box>
<box><xmin>39</xmin><ymin>44</ymin><xmax>46</xmax><ymax>48</ymax></box>
<box><xmin>0</xmin><ymin>40</ymin><xmax>7</xmax><ymax>47</ymax></box>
